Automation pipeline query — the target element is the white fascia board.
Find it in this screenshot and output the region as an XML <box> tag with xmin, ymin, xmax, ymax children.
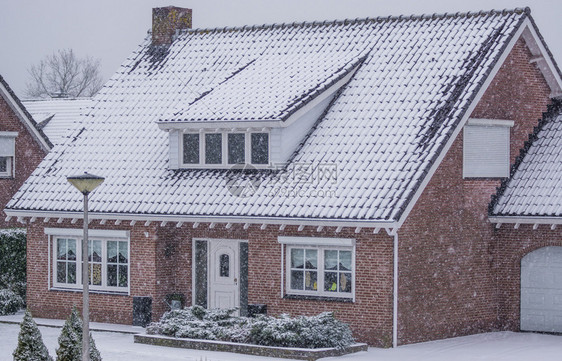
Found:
<box><xmin>395</xmin><ymin>19</ymin><xmax>528</xmax><ymax>230</ymax></box>
<box><xmin>489</xmin><ymin>216</ymin><xmax>562</xmax><ymax>225</ymax></box>
<box><xmin>277</xmin><ymin>236</ymin><xmax>355</xmax><ymax>247</ymax></box>
<box><xmin>45</xmin><ymin>227</ymin><xmax>129</xmax><ymax>239</ymax></box>
<box><xmin>467</xmin><ymin>119</ymin><xmax>514</xmax><ymax>127</ymax></box>
<box><xmin>0</xmin><ymin>131</ymin><xmax>18</xmax><ymax>137</ymax></box>
<box><xmin>5</xmin><ymin>209</ymin><xmax>397</xmax><ymax>230</ymax></box>
<box><xmin>521</xmin><ymin>20</ymin><xmax>562</xmax><ymax>98</ymax></box>
<box><xmin>0</xmin><ymin>81</ymin><xmax>51</xmax><ymax>152</ymax></box>
<box><xmin>156</xmin><ymin>64</ymin><xmax>359</xmax><ymax>132</ymax></box>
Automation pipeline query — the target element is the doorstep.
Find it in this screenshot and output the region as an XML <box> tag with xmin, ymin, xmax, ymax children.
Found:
<box><xmin>0</xmin><ymin>310</ymin><xmax>144</xmax><ymax>334</ymax></box>
<box><xmin>135</xmin><ymin>333</ymin><xmax>368</xmax><ymax>361</ymax></box>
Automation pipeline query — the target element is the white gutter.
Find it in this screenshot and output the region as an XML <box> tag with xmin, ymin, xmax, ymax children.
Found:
<box><xmin>393</xmin><ymin>230</ymin><xmax>399</xmax><ymax>348</ymax></box>
<box><xmin>4</xmin><ymin>209</ymin><xmax>398</xmax><ymax>229</ymax></box>
<box><xmin>489</xmin><ymin>216</ymin><xmax>562</xmax><ymax>225</ymax></box>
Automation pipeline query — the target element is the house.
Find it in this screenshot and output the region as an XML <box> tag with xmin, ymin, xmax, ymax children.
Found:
<box><xmin>5</xmin><ymin>6</ymin><xmax>562</xmax><ymax>346</ymax></box>
<box><xmin>22</xmin><ymin>98</ymin><xmax>93</xmax><ymax>146</ymax></box>
<box><xmin>0</xmin><ymin>75</ymin><xmax>51</xmax><ymax>229</ymax></box>
<box><xmin>489</xmin><ymin>99</ymin><xmax>562</xmax><ymax>334</ymax></box>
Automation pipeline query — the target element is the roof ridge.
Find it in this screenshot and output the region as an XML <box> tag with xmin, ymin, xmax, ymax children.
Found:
<box><xmin>167</xmin><ymin>7</ymin><xmax>529</xmax><ymax>36</ymax></box>
<box><xmin>489</xmin><ymin>98</ymin><xmax>562</xmax><ymax>216</ymax></box>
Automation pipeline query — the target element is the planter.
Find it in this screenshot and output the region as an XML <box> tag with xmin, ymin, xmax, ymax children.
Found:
<box><xmin>134</xmin><ymin>334</ymin><xmax>368</xmax><ymax>360</ymax></box>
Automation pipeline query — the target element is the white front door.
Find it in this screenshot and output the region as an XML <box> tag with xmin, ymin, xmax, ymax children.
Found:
<box><xmin>208</xmin><ymin>240</ymin><xmax>240</xmax><ymax>310</ymax></box>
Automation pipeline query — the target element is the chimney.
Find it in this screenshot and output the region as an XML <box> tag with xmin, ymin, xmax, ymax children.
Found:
<box><xmin>152</xmin><ymin>6</ymin><xmax>192</xmax><ymax>46</ymax></box>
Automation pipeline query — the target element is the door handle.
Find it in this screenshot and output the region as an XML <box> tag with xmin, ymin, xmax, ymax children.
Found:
<box><xmin>234</xmin><ymin>278</ymin><xmax>238</xmax><ymax>285</ymax></box>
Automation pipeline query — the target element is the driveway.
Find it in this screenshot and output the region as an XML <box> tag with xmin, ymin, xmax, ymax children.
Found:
<box><xmin>0</xmin><ymin>321</ymin><xmax>560</xmax><ymax>360</ymax></box>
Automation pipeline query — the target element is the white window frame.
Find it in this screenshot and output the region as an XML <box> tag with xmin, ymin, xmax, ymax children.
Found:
<box><xmin>463</xmin><ymin>118</ymin><xmax>514</xmax><ymax>178</ymax></box>
<box><xmin>180</xmin><ymin>129</ymin><xmax>270</xmax><ymax>169</ymax></box>
<box><xmin>47</xmin><ymin>228</ymin><xmax>130</xmax><ymax>294</ymax></box>
<box><xmin>0</xmin><ymin>131</ymin><xmax>17</xmax><ymax>178</ymax></box>
<box><xmin>279</xmin><ymin>237</ymin><xmax>355</xmax><ymax>300</ymax></box>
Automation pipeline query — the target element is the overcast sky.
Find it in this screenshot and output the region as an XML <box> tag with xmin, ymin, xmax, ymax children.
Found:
<box><xmin>1</xmin><ymin>0</ymin><xmax>561</xmax><ymax>98</ymax></box>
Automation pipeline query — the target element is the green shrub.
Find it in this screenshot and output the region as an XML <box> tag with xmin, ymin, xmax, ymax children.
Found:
<box><xmin>13</xmin><ymin>310</ymin><xmax>53</xmax><ymax>361</ymax></box>
<box><xmin>0</xmin><ymin>229</ymin><xmax>26</xmax><ymax>301</ymax></box>
<box><xmin>0</xmin><ymin>289</ymin><xmax>24</xmax><ymax>315</ymax></box>
<box><xmin>147</xmin><ymin>307</ymin><xmax>354</xmax><ymax>349</ymax></box>
<box><xmin>56</xmin><ymin>306</ymin><xmax>102</xmax><ymax>361</ymax></box>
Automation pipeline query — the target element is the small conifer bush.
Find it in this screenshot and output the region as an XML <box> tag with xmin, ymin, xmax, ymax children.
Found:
<box><xmin>56</xmin><ymin>306</ymin><xmax>101</xmax><ymax>361</ymax></box>
<box><xmin>13</xmin><ymin>310</ymin><xmax>53</xmax><ymax>361</ymax></box>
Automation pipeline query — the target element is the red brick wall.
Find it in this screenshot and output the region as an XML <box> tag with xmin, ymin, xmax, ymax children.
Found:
<box><xmin>397</xmin><ymin>38</ymin><xmax>551</xmax><ymax>344</ymax></box>
<box><xmin>494</xmin><ymin>226</ymin><xmax>562</xmax><ymax>330</ymax></box>
<box><xmin>0</xmin><ymin>96</ymin><xmax>47</xmax><ymax>228</ymax></box>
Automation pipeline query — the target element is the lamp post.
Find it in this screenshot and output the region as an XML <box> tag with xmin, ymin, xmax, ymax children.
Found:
<box><xmin>67</xmin><ymin>172</ymin><xmax>104</xmax><ymax>361</ymax></box>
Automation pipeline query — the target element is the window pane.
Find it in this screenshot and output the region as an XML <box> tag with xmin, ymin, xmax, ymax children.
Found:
<box><xmin>325</xmin><ymin>271</ymin><xmax>337</xmax><ymax>292</ymax></box>
<box><xmin>119</xmin><ymin>265</ymin><xmax>128</xmax><ymax>287</ymax></box>
<box><xmin>324</xmin><ymin>250</ymin><xmax>338</xmax><ymax>270</ymax></box>
<box><xmin>305</xmin><ymin>271</ymin><xmax>317</xmax><ymax>291</ymax></box>
<box><xmin>305</xmin><ymin>249</ymin><xmax>317</xmax><ymax>269</ymax></box>
<box><xmin>205</xmin><ymin>133</ymin><xmax>222</xmax><ymax>164</ymax></box>
<box><xmin>68</xmin><ymin>263</ymin><xmax>76</xmax><ymax>284</ymax></box>
<box><xmin>118</xmin><ymin>242</ymin><xmax>128</xmax><ymax>263</ymax></box>
<box><xmin>57</xmin><ymin>239</ymin><xmax>66</xmax><ymax>260</ymax></box>
<box><xmin>219</xmin><ymin>254</ymin><xmax>230</xmax><ymax>277</ymax></box>
<box><xmin>228</xmin><ymin>133</ymin><xmax>245</xmax><ymax>164</ymax></box>
<box><xmin>89</xmin><ymin>240</ymin><xmax>102</xmax><ymax>262</ymax></box>
<box><xmin>67</xmin><ymin>240</ymin><xmax>76</xmax><ymax>260</ymax></box>
<box><xmin>108</xmin><ymin>241</ymin><xmax>117</xmax><ymax>263</ymax></box>
<box><xmin>183</xmin><ymin>133</ymin><xmax>200</xmax><ymax>164</ymax></box>
<box><xmin>57</xmin><ymin>262</ymin><xmax>66</xmax><ymax>283</ymax></box>
<box><xmin>89</xmin><ymin>264</ymin><xmax>102</xmax><ymax>286</ymax></box>
<box><xmin>0</xmin><ymin>157</ymin><xmax>7</xmax><ymax>173</ymax></box>
<box><xmin>251</xmin><ymin>133</ymin><xmax>268</xmax><ymax>164</ymax></box>
<box><xmin>107</xmin><ymin>265</ymin><xmax>117</xmax><ymax>286</ymax></box>
<box><xmin>340</xmin><ymin>251</ymin><xmax>352</xmax><ymax>271</ymax></box>
<box><xmin>291</xmin><ymin>270</ymin><xmax>304</xmax><ymax>290</ymax></box>
<box><xmin>291</xmin><ymin>249</ymin><xmax>304</xmax><ymax>269</ymax></box>
<box><xmin>340</xmin><ymin>273</ymin><xmax>352</xmax><ymax>293</ymax></box>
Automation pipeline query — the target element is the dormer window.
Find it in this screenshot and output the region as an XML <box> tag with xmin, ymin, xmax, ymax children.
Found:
<box><xmin>180</xmin><ymin>130</ymin><xmax>269</xmax><ymax>168</ymax></box>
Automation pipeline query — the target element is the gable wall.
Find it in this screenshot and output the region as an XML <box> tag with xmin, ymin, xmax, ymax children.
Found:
<box><xmin>0</xmin><ymin>95</ymin><xmax>46</xmax><ymax>228</ymax></box>
<box><xmin>397</xmin><ymin>38</ymin><xmax>552</xmax><ymax>344</ymax></box>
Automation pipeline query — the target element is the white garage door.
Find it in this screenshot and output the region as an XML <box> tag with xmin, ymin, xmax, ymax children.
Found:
<box><xmin>521</xmin><ymin>246</ymin><xmax>562</xmax><ymax>332</ymax></box>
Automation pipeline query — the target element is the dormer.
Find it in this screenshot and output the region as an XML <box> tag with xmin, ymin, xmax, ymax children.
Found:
<box><xmin>158</xmin><ymin>53</ymin><xmax>365</xmax><ymax>169</ymax></box>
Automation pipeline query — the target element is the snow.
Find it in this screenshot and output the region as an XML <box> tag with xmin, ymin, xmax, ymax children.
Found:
<box><xmin>0</xmin><ymin>322</ymin><xmax>561</xmax><ymax>361</ymax></box>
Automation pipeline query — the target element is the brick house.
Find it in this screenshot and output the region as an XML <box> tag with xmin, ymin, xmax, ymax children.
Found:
<box><xmin>6</xmin><ymin>7</ymin><xmax>562</xmax><ymax>347</ymax></box>
<box><xmin>0</xmin><ymin>75</ymin><xmax>51</xmax><ymax>229</ymax></box>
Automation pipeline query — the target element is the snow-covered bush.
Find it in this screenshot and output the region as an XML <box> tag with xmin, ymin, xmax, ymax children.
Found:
<box><xmin>13</xmin><ymin>310</ymin><xmax>53</xmax><ymax>361</ymax></box>
<box><xmin>0</xmin><ymin>288</ymin><xmax>24</xmax><ymax>315</ymax></box>
<box><xmin>147</xmin><ymin>307</ymin><xmax>354</xmax><ymax>349</ymax></box>
<box><xmin>56</xmin><ymin>306</ymin><xmax>102</xmax><ymax>361</ymax></box>
<box><xmin>0</xmin><ymin>229</ymin><xmax>26</xmax><ymax>302</ymax></box>
<box><xmin>249</xmin><ymin>312</ymin><xmax>354</xmax><ymax>349</ymax></box>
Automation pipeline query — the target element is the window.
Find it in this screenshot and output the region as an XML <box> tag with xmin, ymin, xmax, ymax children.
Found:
<box><xmin>49</xmin><ymin>229</ymin><xmax>129</xmax><ymax>293</ymax></box>
<box><xmin>0</xmin><ymin>132</ymin><xmax>16</xmax><ymax>178</ymax></box>
<box><xmin>280</xmin><ymin>237</ymin><xmax>355</xmax><ymax>299</ymax></box>
<box><xmin>181</xmin><ymin>130</ymin><xmax>269</xmax><ymax>168</ymax></box>
<box><xmin>463</xmin><ymin>119</ymin><xmax>513</xmax><ymax>178</ymax></box>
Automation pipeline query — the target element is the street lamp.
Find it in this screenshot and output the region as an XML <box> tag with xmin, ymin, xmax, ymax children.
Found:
<box><xmin>67</xmin><ymin>172</ymin><xmax>104</xmax><ymax>361</ymax></box>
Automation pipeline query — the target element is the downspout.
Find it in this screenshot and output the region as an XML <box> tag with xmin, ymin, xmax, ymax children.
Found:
<box><xmin>393</xmin><ymin>230</ymin><xmax>398</xmax><ymax>348</ymax></box>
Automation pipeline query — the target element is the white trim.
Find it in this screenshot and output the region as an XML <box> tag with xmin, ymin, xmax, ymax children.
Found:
<box><xmin>45</xmin><ymin>227</ymin><xmax>129</xmax><ymax>239</ymax></box>
<box><xmin>278</xmin><ymin>236</ymin><xmax>354</xmax><ymax>247</ymax></box>
<box><xmin>0</xmin><ymin>81</ymin><xmax>51</xmax><ymax>151</ymax></box>
<box><xmin>393</xmin><ymin>231</ymin><xmax>398</xmax><ymax>348</ymax></box>
<box><xmin>396</xmin><ymin>21</ymin><xmax>529</xmax><ymax>229</ymax></box>
<box><xmin>466</xmin><ymin>118</ymin><xmax>514</xmax><ymax>127</ymax></box>
<box><xmin>0</xmin><ymin>131</ymin><xmax>18</xmax><ymax>137</ymax></box>
<box><xmin>489</xmin><ymin>216</ymin><xmax>562</xmax><ymax>225</ymax></box>
<box><xmin>6</xmin><ymin>209</ymin><xmax>397</xmax><ymax>229</ymax></box>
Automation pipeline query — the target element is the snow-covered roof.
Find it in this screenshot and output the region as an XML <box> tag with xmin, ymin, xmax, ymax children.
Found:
<box><xmin>6</xmin><ymin>8</ymin><xmax>545</xmax><ymax>224</ymax></box>
<box><xmin>22</xmin><ymin>98</ymin><xmax>93</xmax><ymax>146</ymax></box>
<box><xmin>491</xmin><ymin>100</ymin><xmax>562</xmax><ymax>219</ymax></box>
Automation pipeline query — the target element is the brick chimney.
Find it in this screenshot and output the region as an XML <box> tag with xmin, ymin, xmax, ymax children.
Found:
<box><xmin>152</xmin><ymin>6</ymin><xmax>192</xmax><ymax>46</ymax></box>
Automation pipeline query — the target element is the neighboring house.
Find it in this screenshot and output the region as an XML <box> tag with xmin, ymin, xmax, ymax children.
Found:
<box><xmin>5</xmin><ymin>6</ymin><xmax>562</xmax><ymax>346</ymax></box>
<box><xmin>22</xmin><ymin>98</ymin><xmax>93</xmax><ymax>146</ymax></box>
<box><xmin>0</xmin><ymin>75</ymin><xmax>51</xmax><ymax>229</ymax></box>
<box><xmin>489</xmin><ymin>99</ymin><xmax>562</xmax><ymax>334</ymax></box>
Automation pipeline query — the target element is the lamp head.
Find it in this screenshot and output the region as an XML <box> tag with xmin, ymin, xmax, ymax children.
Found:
<box><xmin>67</xmin><ymin>172</ymin><xmax>105</xmax><ymax>195</ymax></box>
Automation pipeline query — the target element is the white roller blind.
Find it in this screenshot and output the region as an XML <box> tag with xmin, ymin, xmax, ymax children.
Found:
<box><xmin>463</xmin><ymin>122</ymin><xmax>511</xmax><ymax>178</ymax></box>
<box><xmin>0</xmin><ymin>133</ymin><xmax>16</xmax><ymax>157</ymax></box>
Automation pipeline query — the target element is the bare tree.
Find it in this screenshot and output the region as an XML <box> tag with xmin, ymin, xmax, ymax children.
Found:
<box><xmin>25</xmin><ymin>49</ymin><xmax>103</xmax><ymax>99</ymax></box>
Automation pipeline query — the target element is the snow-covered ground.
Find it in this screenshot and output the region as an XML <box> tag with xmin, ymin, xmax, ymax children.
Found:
<box><xmin>1</xmin><ymin>321</ymin><xmax>561</xmax><ymax>361</ymax></box>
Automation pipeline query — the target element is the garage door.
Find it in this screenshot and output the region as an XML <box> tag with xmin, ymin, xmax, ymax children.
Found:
<box><xmin>521</xmin><ymin>246</ymin><xmax>562</xmax><ymax>332</ymax></box>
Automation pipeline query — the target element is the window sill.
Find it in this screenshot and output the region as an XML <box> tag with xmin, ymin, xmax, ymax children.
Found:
<box><xmin>283</xmin><ymin>294</ymin><xmax>353</xmax><ymax>303</ymax></box>
<box><xmin>49</xmin><ymin>287</ymin><xmax>129</xmax><ymax>296</ymax></box>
